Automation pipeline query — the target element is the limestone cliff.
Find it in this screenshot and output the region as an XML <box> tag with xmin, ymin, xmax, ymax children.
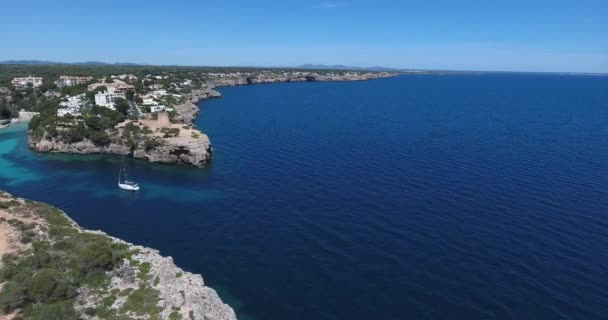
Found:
<box><xmin>28</xmin><ymin>114</ymin><xmax>212</xmax><ymax>167</ymax></box>
<box><xmin>189</xmin><ymin>71</ymin><xmax>393</xmax><ymax>104</ymax></box>
<box><xmin>172</xmin><ymin>100</ymin><xmax>200</xmax><ymax>125</ymax></box>
<box><xmin>0</xmin><ymin>191</ymin><xmax>236</xmax><ymax>320</ymax></box>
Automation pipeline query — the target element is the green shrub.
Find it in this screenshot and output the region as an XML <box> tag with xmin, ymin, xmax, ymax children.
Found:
<box><xmin>0</xmin><ymin>281</ymin><xmax>26</xmax><ymax>313</ymax></box>
<box><xmin>144</xmin><ymin>137</ymin><xmax>162</xmax><ymax>151</ymax></box>
<box><xmin>58</xmin><ymin>124</ymin><xmax>85</xmax><ymax>143</ymax></box>
<box><xmin>119</xmin><ymin>288</ymin><xmax>133</xmax><ymax>297</ymax></box>
<box><xmin>138</xmin><ymin>262</ymin><xmax>151</xmax><ymax>281</ymax></box>
<box><xmin>169</xmin><ymin>310</ymin><xmax>181</xmax><ymax>320</ymax></box>
<box><xmin>26</xmin><ymin>300</ymin><xmax>78</xmax><ymax>320</ymax></box>
<box><xmin>85</xmin><ymin>128</ymin><xmax>110</xmax><ymax>146</ymax></box>
<box><xmin>28</xmin><ymin>269</ymin><xmax>61</xmax><ymax>302</ymax></box>
<box><xmin>160</xmin><ymin>127</ymin><xmax>180</xmax><ymax>138</ymax></box>
<box><xmin>0</xmin><ymin>200</ymin><xmax>131</xmax><ymax>316</ymax></box>
<box><xmin>103</xmin><ymin>295</ymin><xmax>116</xmax><ymax>307</ymax></box>
<box><xmin>120</xmin><ymin>287</ymin><xmax>162</xmax><ymax>316</ymax></box>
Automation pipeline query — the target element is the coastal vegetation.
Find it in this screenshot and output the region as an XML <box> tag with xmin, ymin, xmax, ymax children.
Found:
<box><xmin>29</xmin><ymin>103</ymin><xmax>125</xmax><ymax>146</ymax></box>
<box><xmin>0</xmin><ymin>64</ymin><xmax>359</xmax><ymax>88</ymax></box>
<box><xmin>0</xmin><ymin>191</ymin><xmax>236</xmax><ymax>319</ymax></box>
<box><xmin>0</xmin><ymin>198</ymin><xmax>133</xmax><ymax>319</ymax></box>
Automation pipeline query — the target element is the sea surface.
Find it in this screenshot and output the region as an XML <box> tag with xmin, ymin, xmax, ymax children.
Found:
<box><xmin>1</xmin><ymin>74</ymin><xmax>608</xmax><ymax>319</ymax></box>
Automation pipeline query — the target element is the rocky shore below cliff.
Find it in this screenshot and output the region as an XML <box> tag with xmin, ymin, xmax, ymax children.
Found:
<box><xmin>28</xmin><ymin>113</ymin><xmax>212</xmax><ymax>167</ymax></box>
<box><xmin>0</xmin><ymin>191</ymin><xmax>236</xmax><ymax>320</ymax></box>
<box><xmin>207</xmin><ymin>71</ymin><xmax>393</xmax><ymax>88</ymax></box>
<box><xmin>189</xmin><ymin>71</ymin><xmax>393</xmax><ymax>104</ymax></box>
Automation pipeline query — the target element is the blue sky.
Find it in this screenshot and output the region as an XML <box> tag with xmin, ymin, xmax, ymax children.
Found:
<box><xmin>0</xmin><ymin>0</ymin><xmax>606</xmax><ymax>72</ymax></box>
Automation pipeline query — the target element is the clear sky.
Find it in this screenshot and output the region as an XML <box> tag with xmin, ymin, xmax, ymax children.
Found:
<box><xmin>1</xmin><ymin>0</ymin><xmax>606</xmax><ymax>72</ymax></box>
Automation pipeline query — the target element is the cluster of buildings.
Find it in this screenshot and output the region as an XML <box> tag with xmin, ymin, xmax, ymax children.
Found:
<box><xmin>141</xmin><ymin>90</ymin><xmax>170</xmax><ymax>113</ymax></box>
<box><xmin>94</xmin><ymin>87</ymin><xmax>126</xmax><ymax>110</ymax></box>
<box><xmin>57</xmin><ymin>94</ymin><xmax>85</xmax><ymax>117</ymax></box>
<box><xmin>14</xmin><ymin>72</ymin><xmax>191</xmax><ymax>119</ymax></box>
<box><xmin>11</xmin><ymin>76</ymin><xmax>43</xmax><ymax>88</ymax></box>
<box><xmin>111</xmin><ymin>74</ymin><xmax>138</xmax><ymax>81</ymax></box>
<box><xmin>55</xmin><ymin>76</ymin><xmax>93</xmax><ymax>87</ymax></box>
<box><xmin>88</xmin><ymin>80</ymin><xmax>135</xmax><ymax>94</ymax></box>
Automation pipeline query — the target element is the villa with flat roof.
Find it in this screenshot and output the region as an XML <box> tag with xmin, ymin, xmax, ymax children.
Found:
<box><xmin>94</xmin><ymin>89</ymin><xmax>125</xmax><ymax>109</ymax></box>
<box><xmin>55</xmin><ymin>76</ymin><xmax>93</xmax><ymax>87</ymax></box>
<box><xmin>11</xmin><ymin>76</ymin><xmax>43</xmax><ymax>88</ymax></box>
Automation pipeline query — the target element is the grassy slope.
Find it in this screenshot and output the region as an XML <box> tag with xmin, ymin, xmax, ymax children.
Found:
<box><xmin>0</xmin><ymin>193</ymin><xmax>166</xmax><ymax>320</ymax></box>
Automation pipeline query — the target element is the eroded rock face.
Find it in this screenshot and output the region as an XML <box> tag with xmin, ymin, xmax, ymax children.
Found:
<box><xmin>127</xmin><ymin>248</ymin><xmax>236</xmax><ymax>320</ymax></box>
<box><xmin>133</xmin><ymin>134</ymin><xmax>212</xmax><ymax>167</ymax></box>
<box><xmin>173</xmin><ymin>101</ymin><xmax>200</xmax><ymax>125</ymax></box>
<box><xmin>86</xmin><ymin>245</ymin><xmax>237</xmax><ymax>320</ymax></box>
<box><xmin>202</xmin><ymin>72</ymin><xmax>394</xmax><ymax>91</ymax></box>
<box><xmin>28</xmin><ymin>130</ymin><xmax>212</xmax><ymax>167</ymax></box>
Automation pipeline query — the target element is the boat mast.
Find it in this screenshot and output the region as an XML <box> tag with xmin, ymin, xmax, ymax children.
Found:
<box><xmin>118</xmin><ymin>156</ymin><xmax>123</xmax><ymax>184</ymax></box>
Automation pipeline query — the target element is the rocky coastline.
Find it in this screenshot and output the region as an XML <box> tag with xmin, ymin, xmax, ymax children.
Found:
<box><xmin>24</xmin><ymin>71</ymin><xmax>394</xmax><ymax>167</ymax></box>
<box><xmin>0</xmin><ymin>191</ymin><xmax>236</xmax><ymax>319</ymax></box>
<box><xmin>27</xmin><ymin>123</ymin><xmax>213</xmax><ymax>168</ymax></box>
<box><xmin>190</xmin><ymin>71</ymin><xmax>393</xmax><ymax>103</ymax></box>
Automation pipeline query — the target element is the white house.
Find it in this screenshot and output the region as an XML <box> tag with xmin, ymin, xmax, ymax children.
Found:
<box><xmin>12</xmin><ymin>76</ymin><xmax>43</xmax><ymax>88</ymax></box>
<box><xmin>57</xmin><ymin>107</ymin><xmax>81</xmax><ymax>117</ymax></box>
<box><xmin>151</xmin><ymin>89</ymin><xmax>167</xmax><ymax>98</ymax></box>
<box><xmin>59</xmin><ymin>94</ymin><xmax>85</xmax><ymax>108</ymax></box>
<box><xmin>142</xmin><ymin>97</ymin><xmax>158</xmax><ymax>106</ymax></box>
<box><xmin>117</xmin><ymin>74</ymin><xmax>138</xmax><ymax>80</ymax></box>
<box><xmin>150</xmin><ymin>105</ymin><xmax>166</xmax><ymax>113</ymax></box>
<box><xmin>94</xmin><ymin>90</ymin><xmax>125</xmax><ymax>109</ymax></box>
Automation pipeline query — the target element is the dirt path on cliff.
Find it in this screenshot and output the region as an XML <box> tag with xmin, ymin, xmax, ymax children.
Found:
<box><xmin>0</xmin><ymin>208</ymin><xmax>18</xmax><ymax>319</ymax></box>
<box><xmin>0</xmin><ymin>195</ymin><xmax>38</xmax><ymax>260</ymax></box>
<box><xmin>0</xmin><ymin>225</ymin><xmax>8</xmax><ymax>258</ymax></box>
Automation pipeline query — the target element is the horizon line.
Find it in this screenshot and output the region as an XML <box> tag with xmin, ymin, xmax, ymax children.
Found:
<box><xmin>0</xmin><ymin>59</ymin><xmax>606</xmax><ymax>76</ymax></box>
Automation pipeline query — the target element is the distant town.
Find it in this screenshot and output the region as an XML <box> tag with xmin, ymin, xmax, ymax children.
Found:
<box><xmin>2</xmin><ymin>68</ymin><xmax>392</xmax><ymax>122</ymax></box>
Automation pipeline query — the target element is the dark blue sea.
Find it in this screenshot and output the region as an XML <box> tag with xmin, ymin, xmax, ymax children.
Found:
<box><xmin>2</xmin><ymin>74</ymin><xmax>608</xmax><ymax>319</ymax></box>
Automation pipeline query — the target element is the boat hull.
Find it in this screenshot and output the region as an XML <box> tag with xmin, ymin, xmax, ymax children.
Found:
<box><xmin>118</xmin><ymin>183</ymin><xmax>140</xmax><ymax>191</ymax></box>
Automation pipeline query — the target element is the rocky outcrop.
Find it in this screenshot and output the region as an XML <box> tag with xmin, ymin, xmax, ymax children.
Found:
<box><xmin>28</xmin><ymin>119</ymin><xmax>213</xmax><ymax>167</ymax></box>
<box><xmin>73</xmin><ymin>232</ymin><xmax>236</xmax><ymax>320</ymax></box>
<box><xmin>132</xmin><ymin>133</ymin><xmax>212</xmax><ymax>167</ymax></box>
<box><xmin>188</xmin><ymin>71</ymin><xmax>394</xmax><ymax>104</ymax></box>
<box><xmin>190</xmin><ymin>88</ymin><xmax>222</xmax><ymax>104</ymax></box>
<box><xmin>172</xmin><ymin>100</ymin><xmax>200</xmax><ymax>125</ymax></box>
<box><xmin>97</xmin><ymin>247</ymin><xmax>236</xmax><ymax>320</ymax></box>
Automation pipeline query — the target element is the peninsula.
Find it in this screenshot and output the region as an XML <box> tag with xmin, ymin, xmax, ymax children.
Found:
<box><xmin>0</xmin><ymin>65</ymin><xmax>393</xmax><ymax>167</ymax></box>
<box><xmin>0</xmin><ymin>190</ymin><xmax>236</xmax><ymax>319</ymax></box>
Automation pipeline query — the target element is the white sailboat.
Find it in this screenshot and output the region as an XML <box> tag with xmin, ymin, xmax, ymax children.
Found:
<box><xmin>118</xmin><ymin>156</ymin><xmax>140</xmax><ymax>191</ymax></box>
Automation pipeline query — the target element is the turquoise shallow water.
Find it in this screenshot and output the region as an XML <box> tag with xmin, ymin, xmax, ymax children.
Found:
<box><xmin>0</xmin><ymin>124</ymin><xmax>41</xmax><ymax>185</ymax></box>
<box><xmin>1</xmin><ymin>74</ymin><xmax>608</xmax><ymax>319</ymax></box>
